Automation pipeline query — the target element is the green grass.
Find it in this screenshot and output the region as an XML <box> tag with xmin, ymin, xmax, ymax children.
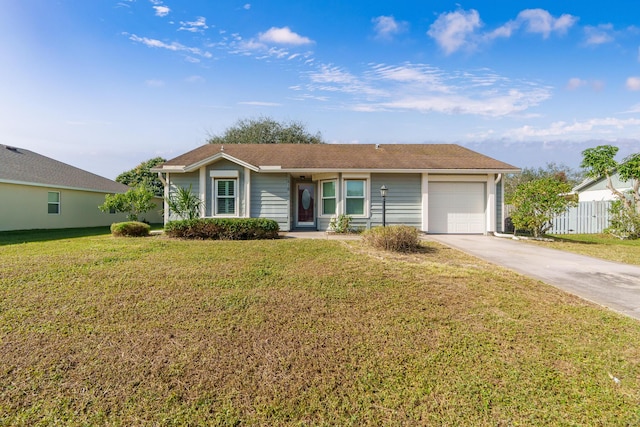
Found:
<box><xmin>1</xmin><ymin>233</ymin><xmax>640</xmax><ymax>425</ymax></box>
<box><xmin>0</xmin><ymin>225</ymin><xmax>163</xmax><ymax>246</ymax></box>
<box><xmin>529</xmin><ymin>234</ymin><xmax>640</xmax><ymax>265</ymax></box>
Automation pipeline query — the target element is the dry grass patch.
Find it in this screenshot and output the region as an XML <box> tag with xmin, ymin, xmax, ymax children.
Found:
<box><xmin>1</xmin><ymin>235</ymin><xmax>640</xmax><ymax>425</ymax></box>
<box><xmin>527</xmin><ymin>234</ymin><xmax>640</xmax><ymax>265</ymax></box>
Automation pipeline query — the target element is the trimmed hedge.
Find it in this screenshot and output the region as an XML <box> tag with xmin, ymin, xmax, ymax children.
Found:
<box><xmin>362</xmin><ymin>225</ymin><xmax>421</xmax><ymax>252</ymax></box>
<box><xmin>165</xmin><ymin>218</ymin><xmax>280</xmax><ymax>240</ymax></box>
<box><xmin>110</xmin><ymin>221</ymin><xmax>151</xmax><ymax>237</ymax></box>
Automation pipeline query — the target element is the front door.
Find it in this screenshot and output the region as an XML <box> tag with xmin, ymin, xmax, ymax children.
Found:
<box><xmin>296</xmin><ymin>183</ymin><xmax>315</xmax><ymax>227</ymax></box>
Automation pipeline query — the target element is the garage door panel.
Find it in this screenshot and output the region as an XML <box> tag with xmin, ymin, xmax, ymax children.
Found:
<box><xmin>429</xmin><ymin>182</ymin><xmax>485</xmax><ymax>234</ymax></box>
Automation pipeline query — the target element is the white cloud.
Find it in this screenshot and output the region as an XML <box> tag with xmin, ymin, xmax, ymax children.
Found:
<box><xmin>426</xmin><ymin>8</ymin><xmax>576</xmax><ymax>55</ymax></box>
<box><xmin>626</xmin><ymin>77</ymin><xmax>640</xmax><ymax>91</ymax></box>
<box><xmin>516</xmin><ymin>9</ymin><xmax>576</xmax><ymax>38</ymax></box>
<box><xmin>127</xmin><ymin>34</ymin><xmax>212</xmax><ymax>58</ymax></box>
<box><xmin>305</xmin><ymin>64</ymin><xmax>388</xmax><ymax>98</ymax></box>
<box><xmin>153</xmin><ymin>5</ymin><xmax>170</xmax><ymax>17</ymax></box>
<box><xmin>504</xmin><ymin>117</ymin><xmax>640</xmax><ymax>139</ymax></box>
<box><xmin>566</xmin><ymin>78</ymin><xmax>586</xmax><ymax>90</ymax></box>
<box><xmin>179</xmin><ymin>17</ymin><xmax>208</xmax><ymax>33</ymax></box>
<box><xmin>372</xmin><ymin>16</ymin><xmax>408</xmax><ymax>40</ymax></box>
<box><xmin>489</xmin><ymin>9</ymin><xmax>577</xmax><ymax>41</ymax></box>
<box><xmin>584</xmin><ymin>24</ymin><xmax>614</xmax><ymax>45</ymax></box>
<box><xmin>226</xmin><ymin>28</ymin><xmax>315</xmax><ymax>61</ymax></box>
<box><xmin>377</xmin><ymin>88</ymin><xmax>547</xmax><ymax>117</ymax></box>
<box><xmin>302</xmin><ymin>62</ymin><xmax>551</xmax><ymax>117</ymax></box>
<box><xmin>238</xmin><ymin>101</ymin><xmax>282</xmax><ymax>106</ymax></box>
<box><xmin>258</xmin><ymin>27</ymin><xmax>313</xmax><ymax>45</ymax></box>
<box><xmin>243</xmin><ymin>4</ymin><xmax>251</xmax><ymax>10</ymax></box>
<box><xmin>427</xmin><ymin>9</ymin><xmax>481</xmax><ymax>55</ymax></box>
<box><xmin>369</xmin><ymin>64</ymin><xmax>450</xmax><ymax>92</ymax></box>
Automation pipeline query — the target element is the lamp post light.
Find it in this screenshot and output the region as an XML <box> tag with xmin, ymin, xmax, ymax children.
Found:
<box><xmin>380</xmin><ymin>185</ymin><xmax>388</xmax><ymax>227</ymax></box>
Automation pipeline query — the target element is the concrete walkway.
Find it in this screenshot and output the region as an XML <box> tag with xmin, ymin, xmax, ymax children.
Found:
<box><xmin>426</xmin><ymin>234</ymin><xmax>640</xmax><ymax>320</ymax></box>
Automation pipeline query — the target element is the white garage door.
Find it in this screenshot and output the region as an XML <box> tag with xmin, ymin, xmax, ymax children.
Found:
<box><xmin>429</xmin><ymin>182</ymin><xmax>486</xmax><ymax>234</ymax></box>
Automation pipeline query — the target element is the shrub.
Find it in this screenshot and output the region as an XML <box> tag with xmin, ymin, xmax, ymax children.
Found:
<box><xmin>164</xmin><ymin>184</ymin><xmax>202</xmax><ymax>220</ymax></box>
<box><xmin>165</xmin><ymin>218</ymin><xmax>280</xmax><ymax>240</ymax></box>
<box><xmin>362</xmin><ymin>225</ymin><xmax>421</xmax><ymax>252</ymax></box>
<box><xmin>606</xmin><ymin>200</ymin><xmax>640</xmax><ymax>240</ymax></box>
<box><xmin>99</xmin><ymin>185</ymin><xmax>157</xmax><ymax>222</ymax></box>
<box><xmin>329</xmin><ymin>214</ymin><xmax>352</xmax><ymax>233</ymax></box>
<box><xmin>110</xmin><ymin>221</ymin><xmax>151</xmax><ymax>237</ymax></box>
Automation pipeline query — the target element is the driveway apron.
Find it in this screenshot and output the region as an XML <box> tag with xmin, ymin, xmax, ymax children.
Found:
<box><xmin>426</xmin><ymin>234</ymin><xmax>640</xmax><ymax>321</ymax></box>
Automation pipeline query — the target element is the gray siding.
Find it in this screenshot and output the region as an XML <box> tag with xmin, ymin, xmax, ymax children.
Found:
<box><xmin>250</xmin><ymin>172</ymin><xmax>290</xmax><ymax>231</ymax></box>
<box><xmin>317</xmin><ymin>217</ymin><xmax>332</xmax><ymax>231</ymax></box>
<box><xmin>206</xmin><ymin>160</ymin><xmax>246</xmax><ymax>217</ymax></box>
<box><xmin>168</xmin><ymin>172</ymin><xmax>199</xmax><ymax>221</ymax></box>
<box><xmin>369</xmin><ymin>174</ymin><xmax>422</xmax><ymax>229</ymax></box>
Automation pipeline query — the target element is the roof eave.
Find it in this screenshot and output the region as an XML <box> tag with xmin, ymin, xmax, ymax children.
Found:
<box><xmin>0</xmin><ymin>179</ymin><xmax>129</xmax><ymax>194</ymax></box>
<box><xmin>154</xmin><ymin>152</ymin><xmax>260</xmax><ymax>173</ymax></box>
<box><xmin>261</xmin><ymin>167</ymin><xmax>521</xmax><ymax>174</ymax></box>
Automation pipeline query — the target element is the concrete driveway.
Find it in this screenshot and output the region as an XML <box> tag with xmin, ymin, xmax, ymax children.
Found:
<box><xmin>426</xmin><ymin>234</ymin><xmax>640</xmax><ymax>321</ymax></box>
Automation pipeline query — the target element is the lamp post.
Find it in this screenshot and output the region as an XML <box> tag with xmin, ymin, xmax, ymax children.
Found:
<box><xmin>380</xmin><ymin>185</ymin><xmax>388</xmax><ymax>227</ymax></box>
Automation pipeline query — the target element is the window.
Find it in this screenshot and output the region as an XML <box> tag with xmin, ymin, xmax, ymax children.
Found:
<box><xmin>47</xmin><ymin>192</ymin><xmax>60</xmax><ymax>214</ymax></box>
<box><xmin>345</xmin><ymin>180</ymin><xmax>365</xmax><ymax>216</ymax></box>
<box><xmin>215</xmin><ymin>179</ymin><xmax>237</xmax><ymax>215</ymax></box>
<box><xmin>321</xmin><ymin>180</ymin><xmax>336</xmax><ymax>216</ymax></box>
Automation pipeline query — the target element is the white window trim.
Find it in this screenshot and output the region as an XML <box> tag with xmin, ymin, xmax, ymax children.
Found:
<box><xmin>343</xmin><ymin>177</ymin><xmax>370</xmax><ymax>218</ymax></box>
<box><xmin>213</xmin><ymin>178</ymin><xmax>239</xmax><ymax>217</ymax></box>
<box><xmin>210</xmin><ymin>170</ymin><xmax>240</xmax><ymax>217</ymax></box>
<box><xmin>47</xmin><ymin>191</ymin><xmax>60</xmax><ymax>215</ymax></box>
<box><xmin>209</xmin><ymin>170</ymin><xmax>239</xmax><ymax>179</ymax></box>
<box><xmin>319</xmin><ymin>179</ymin><xmax>337</xmax><ymax>217</ymax></box>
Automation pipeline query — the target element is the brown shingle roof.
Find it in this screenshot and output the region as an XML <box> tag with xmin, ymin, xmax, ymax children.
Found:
<box><xmin>0</xmin><ymin>145</ymin><xmax>130</xmax><ymax>193</ymax></box>
<box><xmin>159</xmin><ymin>143</ymin><xmax>519</xmax><ymax>171</ymax></box>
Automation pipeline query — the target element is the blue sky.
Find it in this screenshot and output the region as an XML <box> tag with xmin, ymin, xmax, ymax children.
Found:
<box><xmin>2</xmin><ymin>1</ymin><xmax>640</xmax><ymax>179</ymax></box>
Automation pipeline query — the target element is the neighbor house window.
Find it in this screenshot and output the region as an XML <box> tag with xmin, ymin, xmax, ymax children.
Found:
<box><xmin>345</xmin><ymin>180</ymin><xmax>366</xmax><ymax>216</ymax></box>
<box><xmin>47</xmin><ymin>191</ymin><xmax>60</xmax><ymax>214</ymax></box>
<box><xmin>321</xmin><ymin>180</ymin><xmax>337</xmax><ymax>216</ymax></box>
<box><xmin>215</xmin><ymin>179</ymin><xmax>237</xmax><ymax>215</ymax></box>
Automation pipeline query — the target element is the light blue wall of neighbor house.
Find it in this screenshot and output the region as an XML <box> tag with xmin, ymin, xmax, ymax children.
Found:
<box><xmin>583</xmin><ymin>172</ymin><xmax>630</xmax><ymax>192</ymax></box>
<box><xmin>205</xmin><ymin>159</ymin><xmax>246</xmax><ymax>217</ymax></box>
<box><xmin>368</xmin><ymin>173</ymin><xmax>422</xmax><ymax>229</ymax></box>
<box><xmin>168</xmin><ymin>172</ymin><xmax>199</xmax><ymax>221</ymax></box>
<box><xmin>250</xmin><ymin>171</ymin><xmax>291</xmax><ymax>231</ymax></box>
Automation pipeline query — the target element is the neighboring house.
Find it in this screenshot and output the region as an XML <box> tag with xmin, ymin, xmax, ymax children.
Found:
<box><xmin>0</xmin><ymin>144</ymin><xmax>162</xmax><ymax>231</ymax></box>
<box><xmin>152</xmin><ymin>143</ymin><xmax>519</xmax><ymax>234</ymax></box>
<box><xmin>572</xmin><ymin>171</ymin><xmax>634</xmax><ymax>202</ymax></box>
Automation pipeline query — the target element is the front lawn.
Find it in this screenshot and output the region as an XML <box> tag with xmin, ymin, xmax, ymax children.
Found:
<box><xmin>1</xmin><ymin>233</ymin><xmax>640</xmax><ymax>425</ymax></box>
<box><xmin>531</xmin><ymin>234</ymin><xmax>640</xmax><ymax>266</ymax></box>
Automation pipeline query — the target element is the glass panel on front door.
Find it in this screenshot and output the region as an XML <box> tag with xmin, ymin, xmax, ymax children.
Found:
<box><xmin>297</xmin><ymin>183</ymin><xmax>315</xmax><ymax>226</ymax></box>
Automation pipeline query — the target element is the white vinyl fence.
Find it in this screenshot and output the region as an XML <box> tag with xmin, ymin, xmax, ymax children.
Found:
<box><xmin>549</xmin><ymin>201</ymin><xmax>611</xmax><ymax>234</ymax></box>
<box><xmin>504</xmin><ymin>201</ymin><xmax>612</xmax><ymax>235</ymax></box>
